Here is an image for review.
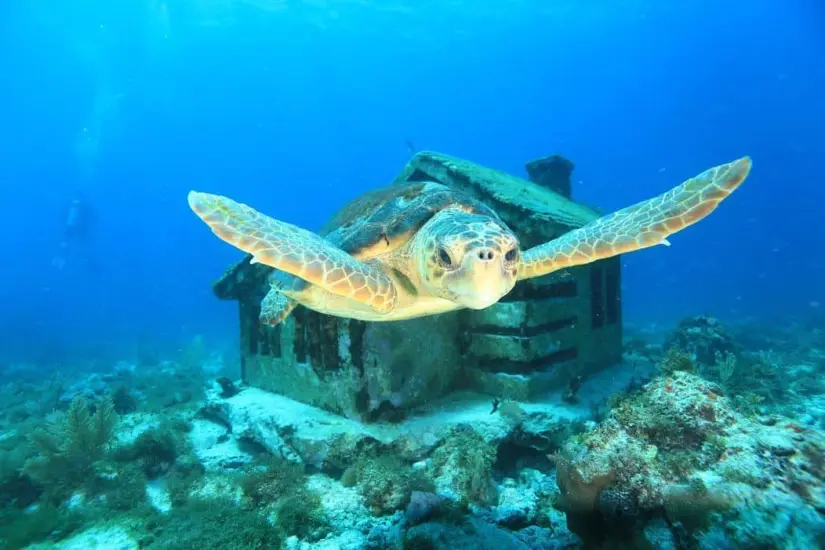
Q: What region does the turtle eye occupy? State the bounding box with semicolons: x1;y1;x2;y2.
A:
437;247;453;268
505;248;519;263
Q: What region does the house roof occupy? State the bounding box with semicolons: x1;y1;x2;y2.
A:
394;151;599;232
213;150;600;301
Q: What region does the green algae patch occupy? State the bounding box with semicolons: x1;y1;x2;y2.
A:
141;497;283;550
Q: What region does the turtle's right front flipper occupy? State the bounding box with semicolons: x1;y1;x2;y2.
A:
260;271;310;325
260;288;297;326
188;191;398;314
518;156;752;280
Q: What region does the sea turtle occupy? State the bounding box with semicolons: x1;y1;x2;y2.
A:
188;156;751;326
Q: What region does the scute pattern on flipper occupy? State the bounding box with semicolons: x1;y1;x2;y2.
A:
518;156;752;280
260;287;297;325
260;271;309;325
188;191;398;313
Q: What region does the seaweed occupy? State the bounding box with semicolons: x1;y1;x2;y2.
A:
0;432;40;509
658;347;696;375
111;385;138;414
238;454;305;507
143;497;283;550
403;534;438;550
0;504;87;549
165;465;205;508
234;454;328;538
341;448;434;516
431;427;496;505
101;464;149;512
114;419;193;479
275;489;328;539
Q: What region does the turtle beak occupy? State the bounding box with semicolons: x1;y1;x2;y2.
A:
452;247;514;309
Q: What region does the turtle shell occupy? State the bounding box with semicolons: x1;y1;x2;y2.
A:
321;181;501;260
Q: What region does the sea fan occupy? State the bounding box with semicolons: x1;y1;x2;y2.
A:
23;396;118;501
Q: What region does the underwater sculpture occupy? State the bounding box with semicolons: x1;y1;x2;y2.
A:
188;156;751;326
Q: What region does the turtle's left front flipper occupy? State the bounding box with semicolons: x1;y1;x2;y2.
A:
518;156;752;280
188;191;398;314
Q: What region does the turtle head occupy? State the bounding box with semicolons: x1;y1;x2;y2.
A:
413;209;520;309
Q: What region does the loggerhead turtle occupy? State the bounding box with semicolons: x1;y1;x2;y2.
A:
188;156;751;326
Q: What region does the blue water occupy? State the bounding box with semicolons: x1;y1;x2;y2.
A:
1;0;823;364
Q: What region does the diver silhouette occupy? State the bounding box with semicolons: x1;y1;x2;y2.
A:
52;191;99;272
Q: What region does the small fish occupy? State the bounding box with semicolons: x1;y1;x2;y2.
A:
490;398;501;414
405;139;417;155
